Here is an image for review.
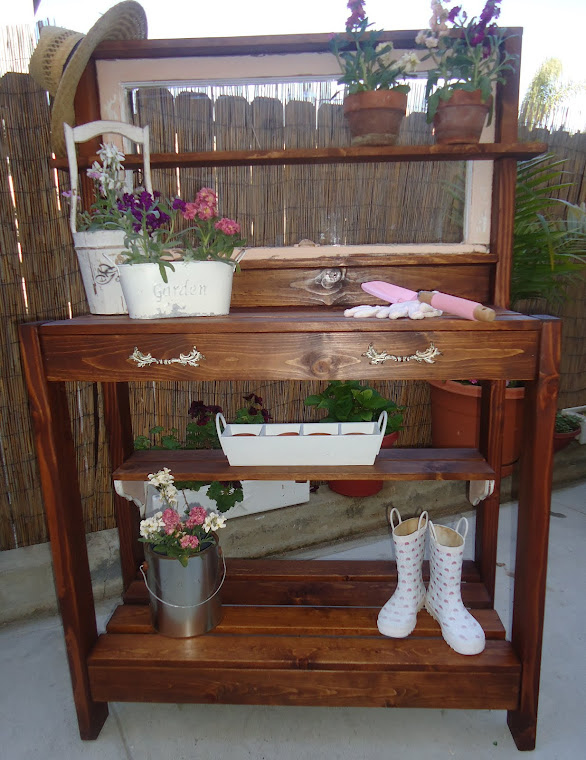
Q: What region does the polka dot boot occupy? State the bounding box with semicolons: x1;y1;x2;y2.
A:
377;509;428;638
425;517;486;656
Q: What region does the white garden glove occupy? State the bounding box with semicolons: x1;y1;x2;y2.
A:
344;300;442;320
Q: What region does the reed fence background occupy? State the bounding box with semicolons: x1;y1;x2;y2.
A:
1;58;585;550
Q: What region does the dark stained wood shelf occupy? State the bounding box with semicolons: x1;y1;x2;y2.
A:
121;559;492;609
113;447;496;482
52;142;547;171
92;560;517;710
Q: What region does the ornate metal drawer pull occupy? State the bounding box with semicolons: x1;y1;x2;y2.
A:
363;343;441;365
130;346;206;368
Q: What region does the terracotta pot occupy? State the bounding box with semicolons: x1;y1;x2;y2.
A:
428;380;524;470
432;89;491;145
553;428;580;453
328;431;399;497
343;90;407;146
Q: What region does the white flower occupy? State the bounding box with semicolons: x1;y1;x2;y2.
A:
425;36;439;49
204;512;227;532
377;51;397;69
139;511;164;539
98;142;125;167
415;30;428;46
398;51;419;74
162;484;178;506
148;467;174;488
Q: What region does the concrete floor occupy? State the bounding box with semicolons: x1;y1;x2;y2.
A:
1;481;584;759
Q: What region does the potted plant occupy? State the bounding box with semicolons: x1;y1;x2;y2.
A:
553;412;581;453
304;380;404;496
330;1;418;145
428;379;525;473
116;186;245;319
139;467;226;637
429;155;586;470
135;393;310;516
417;0;517;143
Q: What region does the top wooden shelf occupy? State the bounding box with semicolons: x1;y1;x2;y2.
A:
52;142;547;171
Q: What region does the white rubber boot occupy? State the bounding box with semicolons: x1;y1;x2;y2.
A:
426;517;486;655
377;509;428;638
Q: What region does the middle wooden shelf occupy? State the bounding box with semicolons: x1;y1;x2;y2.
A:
113;448;496;482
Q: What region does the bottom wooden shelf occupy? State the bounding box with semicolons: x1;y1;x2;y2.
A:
89;560;520;710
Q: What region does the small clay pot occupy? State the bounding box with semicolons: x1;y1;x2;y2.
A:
433;89;492;145
343;90;408;146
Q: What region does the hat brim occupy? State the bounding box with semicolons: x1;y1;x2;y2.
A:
50;1;147;157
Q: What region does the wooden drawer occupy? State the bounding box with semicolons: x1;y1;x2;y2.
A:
40;327;539;382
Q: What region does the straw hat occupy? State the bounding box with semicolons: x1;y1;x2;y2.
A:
29;1;148;157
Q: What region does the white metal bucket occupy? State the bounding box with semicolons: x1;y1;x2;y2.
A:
73;230;128;314
118;261;236;319
142;542;225;638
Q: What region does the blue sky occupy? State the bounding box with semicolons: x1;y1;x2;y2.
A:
6;0;586;104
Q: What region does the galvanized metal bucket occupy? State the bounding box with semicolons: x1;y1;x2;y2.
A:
142;541;225;638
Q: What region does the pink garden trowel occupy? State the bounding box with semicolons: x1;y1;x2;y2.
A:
361;281;496;322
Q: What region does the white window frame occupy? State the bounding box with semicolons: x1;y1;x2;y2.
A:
96;51;494;259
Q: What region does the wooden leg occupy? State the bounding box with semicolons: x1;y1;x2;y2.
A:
507;317;561;751
19;323;108;739
475;379;506;603
102;382;143;589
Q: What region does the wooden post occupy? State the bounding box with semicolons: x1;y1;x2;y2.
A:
475;378;506;602
18;323;108;739
102;382;143;589
492;30;523;308
507;316;560;750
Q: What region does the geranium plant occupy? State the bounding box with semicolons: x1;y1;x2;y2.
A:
416;0;517;122
304;380;404;434
330;0;418;94
139;468;226;566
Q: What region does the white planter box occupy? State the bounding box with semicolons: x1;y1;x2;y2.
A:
215;411;387;466
118;260;235;319
560;407;586;444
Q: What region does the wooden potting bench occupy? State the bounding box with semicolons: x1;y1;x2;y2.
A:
20;30;556;751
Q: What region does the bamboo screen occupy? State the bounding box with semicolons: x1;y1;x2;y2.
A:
0;60;585;549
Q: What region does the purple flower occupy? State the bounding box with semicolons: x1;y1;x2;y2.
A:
448;6;461;23
345;0;366;30
172;197;187;212
480;0;501;25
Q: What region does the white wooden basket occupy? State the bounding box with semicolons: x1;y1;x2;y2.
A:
215;411;387;466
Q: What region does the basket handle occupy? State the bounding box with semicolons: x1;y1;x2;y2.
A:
215;412;227;440
140;547;226;610
64;120;153;235
377;410;388;435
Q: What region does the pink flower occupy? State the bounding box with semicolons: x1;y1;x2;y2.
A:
185;506;207;528
195;187;218;213
180;535;200;549
162;508;181;534
214;217;240;235
196;204;215;221
181;202;198;220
